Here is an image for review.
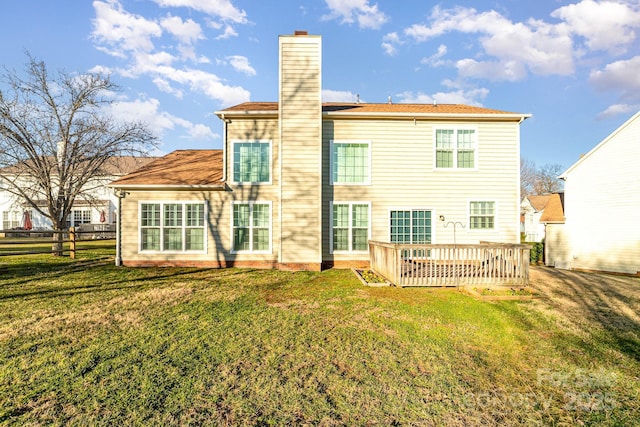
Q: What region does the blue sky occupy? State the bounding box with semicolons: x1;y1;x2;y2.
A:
2;0;639;169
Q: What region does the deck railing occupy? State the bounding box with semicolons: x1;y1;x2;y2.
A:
369;241;531;287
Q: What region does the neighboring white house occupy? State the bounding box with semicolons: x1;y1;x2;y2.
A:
544;111;640;275
520;194;552;242
0;156;155;232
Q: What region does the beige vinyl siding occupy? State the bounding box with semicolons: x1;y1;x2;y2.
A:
223;117;280;261
561;113;640;274
278;35;322;265
322;118;522;261
544;224;572;269
119;189;280;264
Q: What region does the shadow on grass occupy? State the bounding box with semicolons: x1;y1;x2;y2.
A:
529;267;640;362
0;256;222;301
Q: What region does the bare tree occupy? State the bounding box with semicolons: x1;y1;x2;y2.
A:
520;157;537;198
0;55;157;254
533;163;564;194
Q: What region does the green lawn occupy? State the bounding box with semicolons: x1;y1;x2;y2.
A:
0;251;638;426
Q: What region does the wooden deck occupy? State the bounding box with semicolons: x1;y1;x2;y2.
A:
369;241;530;287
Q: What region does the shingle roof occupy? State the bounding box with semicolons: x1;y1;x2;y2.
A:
539;193;565;223
218;102;526;117
1;155;157;176
99;156;158;175
110;150;224;188
527;194;552;212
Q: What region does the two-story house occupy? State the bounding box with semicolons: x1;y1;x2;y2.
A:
0;156;155;232
520;194;552;242
110;32;530;270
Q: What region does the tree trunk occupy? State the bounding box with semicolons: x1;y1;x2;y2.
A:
51;221;66;256
51;229;63;256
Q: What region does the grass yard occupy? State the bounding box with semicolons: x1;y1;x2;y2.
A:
0;250;638;426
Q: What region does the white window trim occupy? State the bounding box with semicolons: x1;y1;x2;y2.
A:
467;200;498;231
433;127;478;171
329;201;371;254
138;201;208;253
330;139;372;186
67;207;92;228
388;207;436;243
2;210;24;229
231;139;273;185
230;201;273;254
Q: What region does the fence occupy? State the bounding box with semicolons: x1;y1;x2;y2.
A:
369;240;531;287
0;226;115;258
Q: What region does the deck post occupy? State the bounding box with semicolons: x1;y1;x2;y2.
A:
69;227;76;260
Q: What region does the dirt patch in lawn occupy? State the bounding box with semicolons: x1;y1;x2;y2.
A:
528;267;640;355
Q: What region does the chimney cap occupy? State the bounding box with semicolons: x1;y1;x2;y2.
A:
294;30;308;36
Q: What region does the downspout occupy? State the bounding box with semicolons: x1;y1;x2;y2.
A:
221;114;228;182
114;188;127;266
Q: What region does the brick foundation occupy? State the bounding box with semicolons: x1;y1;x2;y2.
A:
122;259;368;271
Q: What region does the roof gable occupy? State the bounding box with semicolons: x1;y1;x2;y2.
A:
561;110;640;179
539;193;565;223
527;194;552;212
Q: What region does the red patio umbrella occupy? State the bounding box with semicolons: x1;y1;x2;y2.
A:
22;211;33;230
100;210;106;223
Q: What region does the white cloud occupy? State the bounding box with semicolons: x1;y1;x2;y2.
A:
420;44;448;67
552;0;640;54
323;0;388;29
215;24;238;39
596;103;640;119
160;15;203;45
107;97;218;141
398;1;640;84
226;55;256;76
187;123;217;140
152;66;250;106
322;89;362;102
91;0;251;107
590;55;640;99
151;0;247;24
456;58;527;82
92;0;162;56
396;86;489;106
382;32;402;56
152;77;183;97
404;6;575;80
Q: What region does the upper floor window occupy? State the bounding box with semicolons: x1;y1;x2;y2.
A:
140;202;206;252
435;129;476;169
469;201;495;229
233;140;271;184
331;140;371;185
